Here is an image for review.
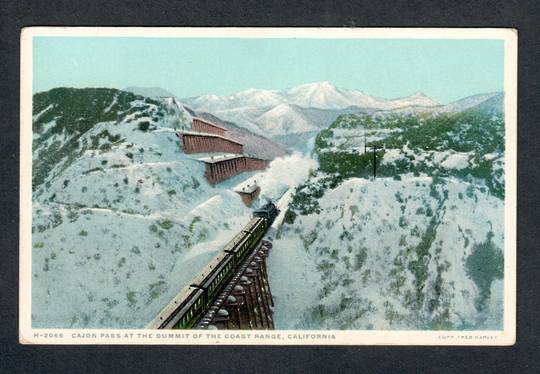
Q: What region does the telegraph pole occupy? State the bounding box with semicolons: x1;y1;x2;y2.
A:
372;145;380;179
364;129;367;155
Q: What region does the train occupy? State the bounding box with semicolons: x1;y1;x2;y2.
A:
147;201;280;329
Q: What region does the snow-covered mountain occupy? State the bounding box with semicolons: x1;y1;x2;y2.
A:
205;103;374;139
437;92;503;114
386;91;441;109
187;88;284;113
183;82;503;142
30;87;287;328
283;82;441;110
184;81;441;113
377;92;503;117
139;83;501;147
283;81;359;109
253;103;318;136
268;107;505;330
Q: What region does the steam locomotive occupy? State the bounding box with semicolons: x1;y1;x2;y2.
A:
147;201;279;329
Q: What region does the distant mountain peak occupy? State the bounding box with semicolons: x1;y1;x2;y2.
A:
287;80;337;92
284;81;351;109
264;102;299;113
390;91;440;107
200;93;221;100
310;80;335;88
237;87;271;94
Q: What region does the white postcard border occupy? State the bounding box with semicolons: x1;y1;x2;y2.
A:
19;27;517;345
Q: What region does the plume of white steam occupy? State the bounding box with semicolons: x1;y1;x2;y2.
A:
255;153;318;201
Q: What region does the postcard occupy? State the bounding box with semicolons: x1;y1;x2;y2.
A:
20;27;517;345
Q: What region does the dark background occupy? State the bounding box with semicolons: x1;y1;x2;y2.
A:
1;1;538;372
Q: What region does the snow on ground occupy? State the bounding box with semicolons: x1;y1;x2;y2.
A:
33;104;55;122
253;104;318;136
33;157;274;328
268;175;504;330
326;128;400;153
441;153;469;170
382;149;406;164
103;93;118;113
32;191;251;328
267;235;320;329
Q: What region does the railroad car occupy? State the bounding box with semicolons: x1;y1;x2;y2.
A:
193;251;235;303
147;286;204;329
225;217;266;262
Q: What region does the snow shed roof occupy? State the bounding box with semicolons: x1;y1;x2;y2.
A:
192;117;227;131
197;153;244;163
177;130;243;145
235;183;259;194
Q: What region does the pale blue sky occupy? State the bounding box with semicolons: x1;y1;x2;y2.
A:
33;37;504;104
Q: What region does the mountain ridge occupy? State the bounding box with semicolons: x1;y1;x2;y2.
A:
180;82;501;142
183;81;443;112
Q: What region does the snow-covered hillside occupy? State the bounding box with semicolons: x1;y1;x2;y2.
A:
31;87;286;328
269;176;503;330
268;106;505;330
254;104;318;136
437;92;503;114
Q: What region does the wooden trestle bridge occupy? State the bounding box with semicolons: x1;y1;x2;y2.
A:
195;239;275;330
